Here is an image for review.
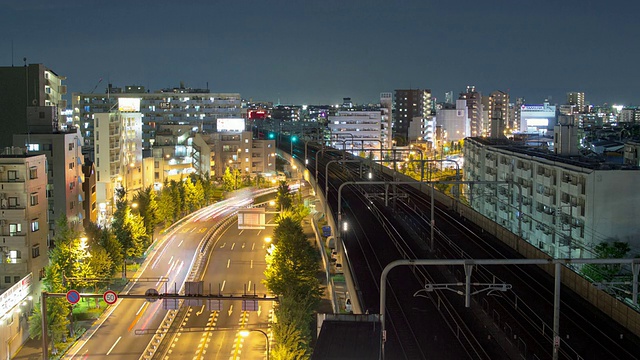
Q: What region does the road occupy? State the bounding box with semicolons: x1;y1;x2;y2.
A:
161;214;276;360
63;195;255;359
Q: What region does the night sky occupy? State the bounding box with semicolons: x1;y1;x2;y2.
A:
2;0;639;106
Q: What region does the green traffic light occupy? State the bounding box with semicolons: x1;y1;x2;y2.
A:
268;133;275;139
291;136;297;142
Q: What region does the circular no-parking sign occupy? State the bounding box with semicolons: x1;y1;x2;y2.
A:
66;290;80;305
103;290;118;305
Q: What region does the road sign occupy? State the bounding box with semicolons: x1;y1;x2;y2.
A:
66;290;80;305
103;290;118;305
207;299;222;311
145;288;159;303
242;299;258;311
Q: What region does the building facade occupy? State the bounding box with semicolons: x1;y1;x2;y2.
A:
0;150;48;290
519;102;557;134
0;64;67;147
435;100;470;142
488;90;510;138
464;137;640;259
380;93;393;149
93;111;143;224
459;86;483;137
72;85;241;160
393;89;432;144
328;111;383;149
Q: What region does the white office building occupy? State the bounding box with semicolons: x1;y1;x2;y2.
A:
328;111;383;149
519;103;557;134
436;100;470;142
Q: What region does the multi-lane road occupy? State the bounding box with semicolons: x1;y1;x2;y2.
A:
63;194;258;359
160;213;276;360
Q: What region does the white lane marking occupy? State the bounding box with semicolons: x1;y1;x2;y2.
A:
196;304;205;316
168;256;174;264
221;280;226;292
242;242;245;249
177;240;183;247
231;243;235;250
239;230;244;235
220;242;226;248
251;243;255;251
106;336;121;355
248;280;252;290
228;304;233;316
135;303;146;316
227;259;231;268
250;260;253;269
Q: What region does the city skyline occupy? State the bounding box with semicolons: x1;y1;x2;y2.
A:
1;0;639;106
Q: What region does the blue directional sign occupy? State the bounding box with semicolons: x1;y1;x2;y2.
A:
66;290;80;305
322;226;332;237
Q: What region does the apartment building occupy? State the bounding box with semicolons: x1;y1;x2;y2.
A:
459;86;482;137
13;107;85;236
464;137;640;258
72;84;241;160
0;150;48;289
436;100;470;142
0;64;67;147
93;111;143;223
394;89;432;144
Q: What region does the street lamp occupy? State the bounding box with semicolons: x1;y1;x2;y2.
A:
239;329;270;360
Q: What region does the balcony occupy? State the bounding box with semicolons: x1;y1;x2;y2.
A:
0;234;26;247
0;208;26;219
0;182;26;191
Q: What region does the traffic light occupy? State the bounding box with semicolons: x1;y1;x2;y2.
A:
291;135;297;142
268;132;275;139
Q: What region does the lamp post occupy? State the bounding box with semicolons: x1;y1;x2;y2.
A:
239;329;270;360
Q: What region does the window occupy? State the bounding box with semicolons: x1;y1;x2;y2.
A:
8;170;17;181
29;166;37;179
31;219;39;232
8;250;20;263
32;245;40;258
69;162;75;170
69;181;75;190
155;172;159;179
3;276;9;284
70;201;74;209
13;276;20;283
27;143;40;151
9;223;21;235
30;193;38;206
8;197;18;208
69;142;74;151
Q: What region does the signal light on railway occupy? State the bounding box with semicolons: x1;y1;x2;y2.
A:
268;133;275;139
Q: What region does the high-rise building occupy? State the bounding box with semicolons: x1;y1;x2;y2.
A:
567;92;585;112
393;89;432;145
72;84;241;160
0;64;67;147
488;90;510;138
459;86;483;137
93;110;143;224
380;93;393;149
13;107;85;235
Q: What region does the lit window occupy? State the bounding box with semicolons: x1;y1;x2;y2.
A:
27;144;40;151
30;193;38;206
31;220;39;232
29;167;37;179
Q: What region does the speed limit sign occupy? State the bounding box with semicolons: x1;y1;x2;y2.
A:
103;290;118;305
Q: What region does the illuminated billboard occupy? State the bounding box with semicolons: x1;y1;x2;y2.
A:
217;118;245;132
118;98;141;112
248;110;268;120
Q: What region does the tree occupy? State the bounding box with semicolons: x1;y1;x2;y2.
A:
276;181;293;211
222;167;235;192
113;202;149;263
29;262;71;355
134;186;160;240
157;182;176;225
582;240;631;282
